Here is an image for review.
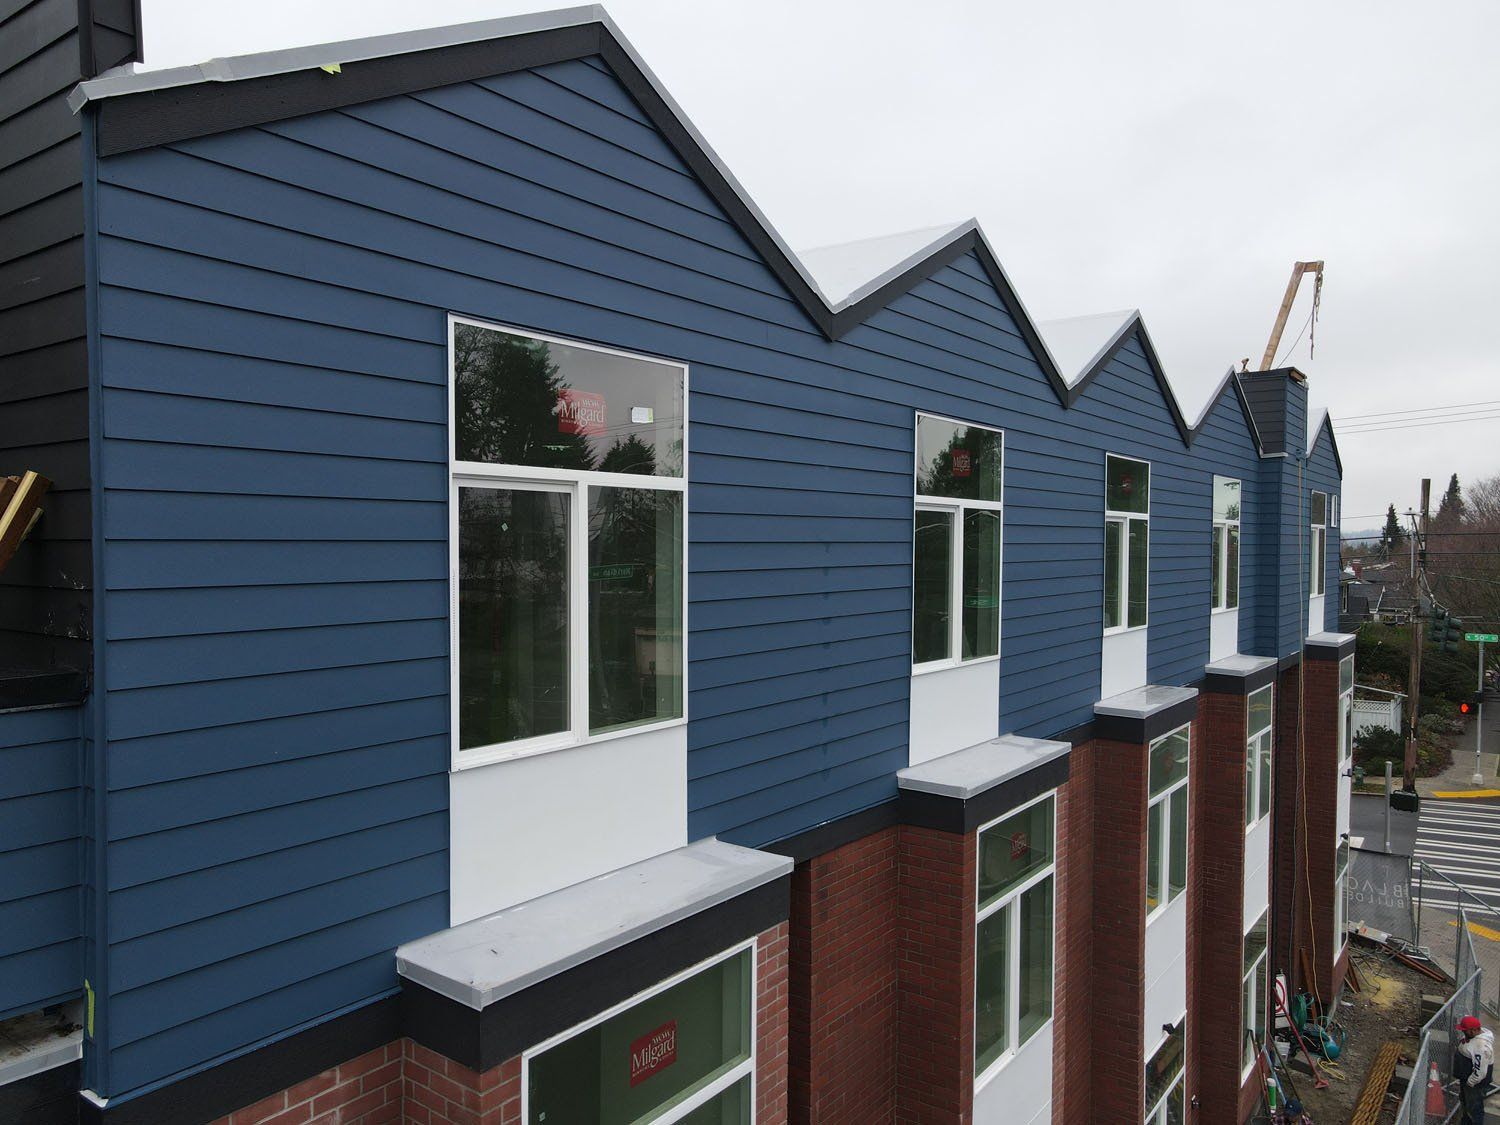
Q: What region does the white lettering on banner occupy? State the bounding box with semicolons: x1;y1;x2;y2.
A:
629;1020;678;1087
556;389;608;435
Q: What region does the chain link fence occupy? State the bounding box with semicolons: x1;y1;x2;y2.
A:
1414;860;1500;1019
1390;877;1483;1124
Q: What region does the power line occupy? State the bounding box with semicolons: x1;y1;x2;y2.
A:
1334;399;1500;423
1338;412;1500;436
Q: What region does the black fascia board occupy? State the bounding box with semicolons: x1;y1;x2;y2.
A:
1093;694;1199;745
1202;663;1279;697
898;753;1070;835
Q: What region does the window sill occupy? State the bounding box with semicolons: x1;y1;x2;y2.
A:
1103;624;1148;637
1245;815;1270;836
453;716;687;772
973;1017;1052;1093
912;653;1001;677
1145;893;1185;927
1211;606;1240;616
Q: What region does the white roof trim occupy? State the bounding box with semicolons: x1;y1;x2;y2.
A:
1307;406;1331;456
1036;309;1138;387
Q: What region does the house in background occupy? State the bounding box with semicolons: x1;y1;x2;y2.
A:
0;5;1350;1124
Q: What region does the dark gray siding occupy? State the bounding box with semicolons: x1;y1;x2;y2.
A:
0;0;138;671
1307;419;1342;632
0;702;83;1019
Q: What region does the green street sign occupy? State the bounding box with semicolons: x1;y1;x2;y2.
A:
1466;632;1499;643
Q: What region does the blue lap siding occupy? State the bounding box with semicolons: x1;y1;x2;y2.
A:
0;703;83;1020
1307;419;1343;633
82;50;1296;1098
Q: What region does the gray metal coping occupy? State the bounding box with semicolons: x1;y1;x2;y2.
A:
896;733;1070;801
1306;631;1357;649
1203;653;1278;678
395;838;791;1010
1093;683;1199;719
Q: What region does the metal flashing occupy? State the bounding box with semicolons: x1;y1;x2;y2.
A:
897;733;1071;802
395;839;790;1011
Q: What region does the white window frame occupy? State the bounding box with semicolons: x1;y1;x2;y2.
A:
1146;724;1189;922
1338;655;1354;766
1241;910;1269;1081
912;412;1004;674
448;315;689;771
1104;453;1150;635
1212;475;1241;612
973;789;1056;1089
1145;1016;1186;1125
1335;838;1350;958
1246;685;1274;830
1310;490;1328;597
520;939;756;1125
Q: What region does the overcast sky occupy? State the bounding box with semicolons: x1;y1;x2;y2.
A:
137;0;1500;531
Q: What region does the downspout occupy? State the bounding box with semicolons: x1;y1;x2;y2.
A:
81;106;113;1101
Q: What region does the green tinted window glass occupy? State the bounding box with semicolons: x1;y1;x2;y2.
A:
978;798;1055;909
1018;877;1054;1045
1146;800;1163;912
1244;744;1255;828
1248;686;1273;735
676;1076;751;1125
913;510;953;663
962;509;1001;659
974;908;1010;1073
458;487;569;751
1340;655;1354;695
1145;1022;1185;1111
588;487;683;735
455;322;683;476
527;950;750;1125
1107;456;1149;514
1310;491;1327;526
1149;729;1190;796
1168;786;1187;901
1211;525;1223;607
1104;520;1123;629
1226;526;1240;609
1243;912;1268;976
1213;476;1241;522
916;416;1002;501
1258;732;1272;819
1127;518;1149;627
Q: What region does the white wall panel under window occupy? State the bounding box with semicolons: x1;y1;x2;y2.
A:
1101;627;1148;698
1243;815;1271;930
973;1020;1051;1123
1209;607;1239;662
449;724;687;923
1143;894;1188;1056
909;659;1000;767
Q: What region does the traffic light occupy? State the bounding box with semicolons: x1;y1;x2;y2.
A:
1431;607;1449;641
1460;692;1482;716
1443;617;1465;654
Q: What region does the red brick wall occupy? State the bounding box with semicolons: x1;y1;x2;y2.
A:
1270;664;1302;1000
895;823;975;1124
1053;740;1096;1125
211;924;789;1125
1088;736;1149;1125
1301;657;1342;1003
208;1043;405;1125
788;827;899;1122
1192;692;1251;1124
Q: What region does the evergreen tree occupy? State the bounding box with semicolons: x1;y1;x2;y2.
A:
1380;504;1406;556
1435;473;1466;528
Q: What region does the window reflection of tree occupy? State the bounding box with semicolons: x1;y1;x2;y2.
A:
454;325;595;469
919;427;1000;499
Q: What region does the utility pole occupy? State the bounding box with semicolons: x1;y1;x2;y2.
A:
1404;480;1430;790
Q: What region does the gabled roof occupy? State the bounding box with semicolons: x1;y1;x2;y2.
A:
1305;407;1344;475
68;5;1270;460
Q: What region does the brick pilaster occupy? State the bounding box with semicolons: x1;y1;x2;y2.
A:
1270;664;1302;1001
788;828;899;1123
1191;691;1251;1124
1301;656;1343;1003
1089;737;1149;1125
1053;739;1096;1125
896;824;975;1124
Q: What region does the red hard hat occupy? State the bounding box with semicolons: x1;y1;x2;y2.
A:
1460;1016;1483;1033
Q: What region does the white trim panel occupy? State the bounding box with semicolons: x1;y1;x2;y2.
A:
909;658;1000;768
450;723;687;924
1143;893;1188;1056
1243;815;1271;931
1101;627;1148;699
1209;608;1239;662
973;1019;1051;1124
1308;593;1327;637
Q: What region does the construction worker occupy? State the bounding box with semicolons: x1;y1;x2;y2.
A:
1457;1014;1494;1124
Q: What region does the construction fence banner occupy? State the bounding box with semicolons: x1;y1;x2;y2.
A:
1348;846;1415;945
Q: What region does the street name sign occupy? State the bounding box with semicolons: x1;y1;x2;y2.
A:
1465;633;1499;643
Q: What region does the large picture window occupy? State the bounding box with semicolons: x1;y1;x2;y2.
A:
1245;685;1273;828
1212;476;1241;611
1242;912;1268;1076
913;414;1003;668
1147;726;1189;916
974;793;1055;1082
1310;491;1328;597
451;319;686;766
1335;838;1350;955
1105;455;1149;631
525;945;753;1125
1146;1017;1185;1125
1339;655;1354;765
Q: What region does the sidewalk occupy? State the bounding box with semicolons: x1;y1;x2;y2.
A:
1416;704;1500;798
